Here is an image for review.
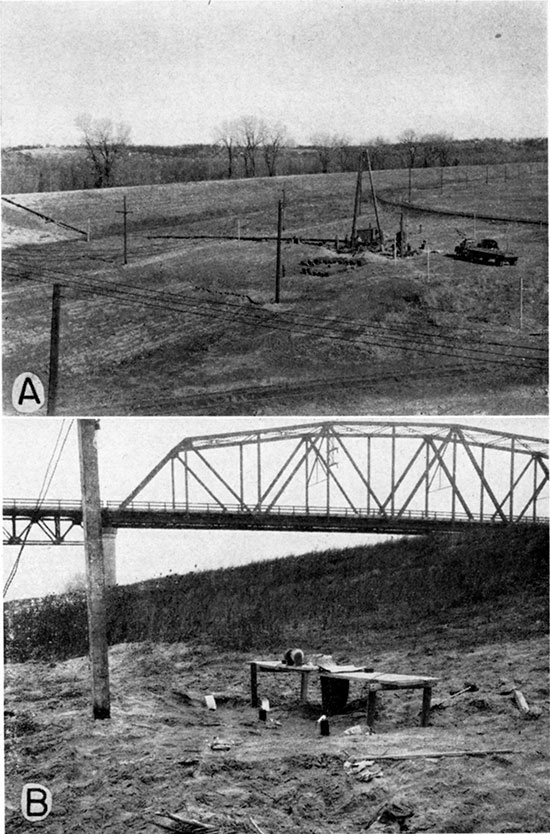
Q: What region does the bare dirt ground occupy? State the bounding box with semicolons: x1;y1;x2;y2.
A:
2;165;547;415
5;626;549;833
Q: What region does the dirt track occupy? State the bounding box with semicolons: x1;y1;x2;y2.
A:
5;632;549;833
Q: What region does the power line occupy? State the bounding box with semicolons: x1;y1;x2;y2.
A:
4;262;546;370
4;420;74;597
6;271;545;373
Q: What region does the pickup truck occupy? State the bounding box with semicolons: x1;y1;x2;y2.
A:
454;238;518;266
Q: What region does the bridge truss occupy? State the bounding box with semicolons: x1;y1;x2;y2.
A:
3;421;548;546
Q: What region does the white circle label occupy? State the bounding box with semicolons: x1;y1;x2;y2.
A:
11;373;45;413
21;783;52;821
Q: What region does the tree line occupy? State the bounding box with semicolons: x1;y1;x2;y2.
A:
2;112;546;194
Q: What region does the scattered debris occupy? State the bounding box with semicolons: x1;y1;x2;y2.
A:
344;759;384;782
152;811;219;833
380;801;415;831
432;683;478;709
343;724;374;736
249;818;268;834
210;738;232;751
513;689;541;720
317;714;330;736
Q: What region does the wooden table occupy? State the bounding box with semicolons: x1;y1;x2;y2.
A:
319;671;439;726
249;661;318;707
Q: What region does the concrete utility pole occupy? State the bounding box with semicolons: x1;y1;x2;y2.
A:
78;419;110;720
46;283;61;416
275;199;283;303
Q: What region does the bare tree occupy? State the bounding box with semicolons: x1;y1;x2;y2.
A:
310;133;336;173
262;122;289;176
421;132;454;167
367;136;389;170
76;114;131;188
334;134;354;172
235;115;266;177
399;129;419;169
214;119;238;179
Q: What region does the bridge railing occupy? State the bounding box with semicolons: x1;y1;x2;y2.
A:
4;498;548;525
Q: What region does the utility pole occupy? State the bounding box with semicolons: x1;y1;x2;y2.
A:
519;276;524;331
47;283;61;416
350;150;363;243
275;199;283;303
366;149;384;245
78;419;110;720
408;165;412;203
116;196;132;264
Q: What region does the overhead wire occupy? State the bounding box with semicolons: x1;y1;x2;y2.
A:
4;260;545;370
3;419;75;597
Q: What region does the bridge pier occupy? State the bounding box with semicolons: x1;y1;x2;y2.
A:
102;527;117;586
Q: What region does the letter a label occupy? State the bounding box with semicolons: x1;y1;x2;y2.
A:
12;373;45;413
21;783;52;821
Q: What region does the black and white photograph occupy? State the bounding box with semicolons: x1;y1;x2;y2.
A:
1;0;547;416
2;1;549;833
3;415;550;831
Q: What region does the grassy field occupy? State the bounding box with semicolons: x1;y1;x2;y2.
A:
2;163;547;415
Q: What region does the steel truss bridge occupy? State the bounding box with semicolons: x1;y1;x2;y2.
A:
3;421;548;547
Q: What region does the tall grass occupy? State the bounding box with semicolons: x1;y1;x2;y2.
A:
4;524;547;662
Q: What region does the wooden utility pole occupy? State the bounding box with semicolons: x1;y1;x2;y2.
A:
275;199;283;303
365;149;384;245
78;419;111;720
350;150;363;243
47;283;61;416
519;275;524;330
408;165;412;203
116;197;132;264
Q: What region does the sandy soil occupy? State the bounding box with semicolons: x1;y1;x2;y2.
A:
4;634;549;833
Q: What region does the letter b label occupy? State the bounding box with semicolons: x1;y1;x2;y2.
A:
21;783;52;821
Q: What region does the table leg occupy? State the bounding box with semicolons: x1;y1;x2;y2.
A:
250;663;258;707
367;687;377;727
300;671;310;704
421;686;432;726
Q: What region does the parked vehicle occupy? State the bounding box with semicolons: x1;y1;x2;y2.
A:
454;238;518;266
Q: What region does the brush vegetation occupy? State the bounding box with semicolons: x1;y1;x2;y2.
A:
4;524;548;663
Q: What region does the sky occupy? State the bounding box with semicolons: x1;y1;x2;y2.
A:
3;415;548;600
1;0;547;148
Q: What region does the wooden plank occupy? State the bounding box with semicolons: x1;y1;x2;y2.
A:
320;671;438;687
368;748;524;761
513;689;531;716
251;661;317;673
